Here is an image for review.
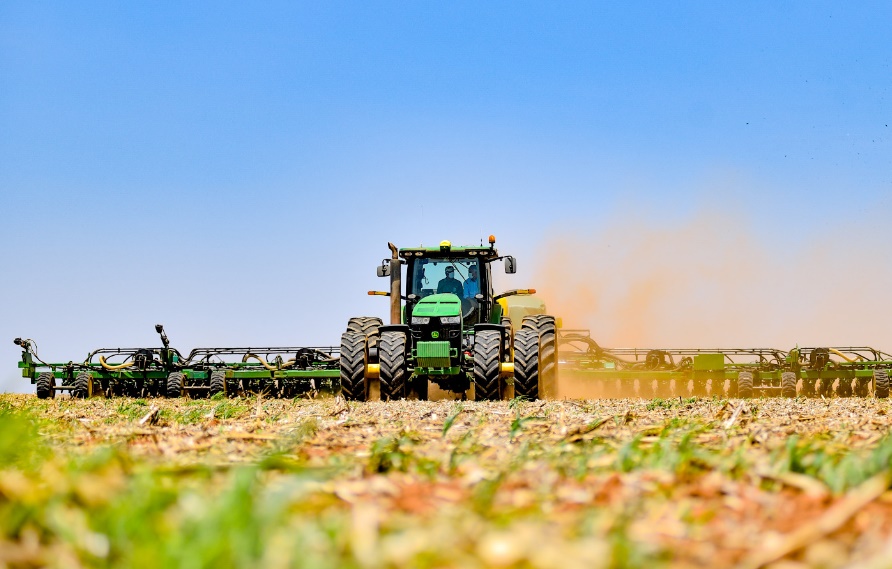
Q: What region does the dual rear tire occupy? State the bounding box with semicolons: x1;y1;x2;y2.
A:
473;330;503;401
340;317;383;401
379;331;408;401
513;315;558;400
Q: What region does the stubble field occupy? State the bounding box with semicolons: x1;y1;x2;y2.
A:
1;393;892;569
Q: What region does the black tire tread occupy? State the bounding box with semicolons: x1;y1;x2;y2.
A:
737;371;754;398
73;371;92;399
210;370;226;397
781;372;797;398
522;315;557;398
513;329;540;399
379;332;408;401
166;372;184;398
36;372;54;400
474;330;501;401
347;317;382;349
875;369;889;399
339;332;367;401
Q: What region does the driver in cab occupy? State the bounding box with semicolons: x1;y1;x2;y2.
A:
437;266;463;297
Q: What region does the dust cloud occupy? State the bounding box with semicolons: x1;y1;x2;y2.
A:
531;207;892;352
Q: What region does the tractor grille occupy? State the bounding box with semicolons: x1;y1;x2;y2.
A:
415;341;453;368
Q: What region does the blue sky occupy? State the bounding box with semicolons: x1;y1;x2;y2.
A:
2;2;891;391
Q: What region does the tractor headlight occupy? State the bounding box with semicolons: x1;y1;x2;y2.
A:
411;316;430;325
440;316;460;324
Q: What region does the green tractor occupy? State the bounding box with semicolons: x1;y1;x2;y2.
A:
339;237;557;401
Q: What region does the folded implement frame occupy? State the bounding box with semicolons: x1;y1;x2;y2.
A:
558;330;891;399
15;325;340;399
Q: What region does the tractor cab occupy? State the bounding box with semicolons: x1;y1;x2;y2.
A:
402;242;501;327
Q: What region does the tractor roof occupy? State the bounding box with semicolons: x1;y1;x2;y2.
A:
399;240;499;260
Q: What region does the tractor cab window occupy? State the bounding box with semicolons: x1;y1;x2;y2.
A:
411;258;482;300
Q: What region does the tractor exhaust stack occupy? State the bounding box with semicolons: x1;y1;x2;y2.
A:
388;242;402;325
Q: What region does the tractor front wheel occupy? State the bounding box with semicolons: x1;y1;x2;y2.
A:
474;330;502;401
379;331;408;401
340;332;367;401
513;329;540;400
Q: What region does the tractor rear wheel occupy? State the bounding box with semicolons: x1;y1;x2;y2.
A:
522;315;557;399
340;332;367;401
73;371;93;399
875;369;889;399
348;317;383;336
379;331;408;401
781;372;797;398
513;329;540;400
474;330;502;401
737;371;754;398
36;372;55;399
166;372;184;398
348;317;382;353
210;370;226;397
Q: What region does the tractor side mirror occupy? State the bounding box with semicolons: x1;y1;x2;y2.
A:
504;256;516;274
377;261;391;277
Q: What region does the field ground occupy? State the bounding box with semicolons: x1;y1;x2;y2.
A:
1;394;892;568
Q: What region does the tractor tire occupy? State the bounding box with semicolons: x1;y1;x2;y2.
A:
875;369;889;399
166;372;184;398
73;371;93;399
339;332;367;401
522;315;557;399
36;372;55;399
737;371;754;399
474;330;502;401
347;317;383;336
781;372;797;398
379;331;408;401
210;370;226;397
513;329;540;400
348;317;382;352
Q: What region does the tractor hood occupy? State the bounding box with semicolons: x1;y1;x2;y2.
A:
412;294;462;318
